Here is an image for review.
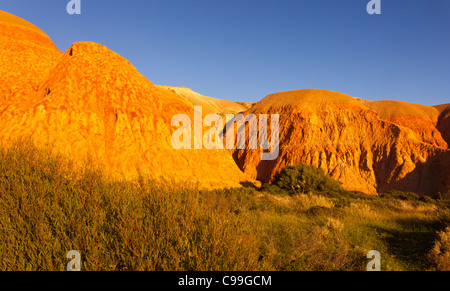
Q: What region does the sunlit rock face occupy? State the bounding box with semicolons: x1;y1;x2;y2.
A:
232;89;449;196
0;11;249;189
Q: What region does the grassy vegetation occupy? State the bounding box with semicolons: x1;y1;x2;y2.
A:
1;141;449;271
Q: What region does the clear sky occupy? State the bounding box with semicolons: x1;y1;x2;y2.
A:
2;0;449;106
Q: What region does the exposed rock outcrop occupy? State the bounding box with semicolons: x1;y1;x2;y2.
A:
363;100;447;148
232;89;449;196
0;11;248;188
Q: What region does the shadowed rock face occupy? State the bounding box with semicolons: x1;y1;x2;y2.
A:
435;103;450;146
232;89;449;196
0;11;248;188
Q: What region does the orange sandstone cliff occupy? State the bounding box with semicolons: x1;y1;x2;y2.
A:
363;100;447;148
232;89;449;196
0;11;248;188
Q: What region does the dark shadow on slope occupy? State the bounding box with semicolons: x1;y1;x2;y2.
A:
372;218;440;270
436;107;450;146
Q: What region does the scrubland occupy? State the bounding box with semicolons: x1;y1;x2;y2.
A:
1;141;449;271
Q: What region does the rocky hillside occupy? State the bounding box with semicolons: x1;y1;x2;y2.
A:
232;89;449;196
363;100;447;148
0;11;248;188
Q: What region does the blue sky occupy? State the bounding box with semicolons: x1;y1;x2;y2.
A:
2;0;449;105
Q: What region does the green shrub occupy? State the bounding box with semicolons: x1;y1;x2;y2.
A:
266;163;345;196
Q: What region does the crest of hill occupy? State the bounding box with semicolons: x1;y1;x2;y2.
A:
0;10;48;35
434;103;450;114
0;10;58;51
0;10;61;105
364;100;440;121
157;85;247;115
250;89;364;111
363;100;447;148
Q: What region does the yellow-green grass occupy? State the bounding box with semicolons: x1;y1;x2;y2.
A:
0;141;449;271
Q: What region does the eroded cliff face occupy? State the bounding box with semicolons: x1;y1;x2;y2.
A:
0;11;248;188
363;100;448;149
232;89;449;195
435;103;450;146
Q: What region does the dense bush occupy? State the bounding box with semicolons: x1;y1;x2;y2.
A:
264;163;345;196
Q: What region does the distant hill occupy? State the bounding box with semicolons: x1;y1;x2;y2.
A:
156;85;247;116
